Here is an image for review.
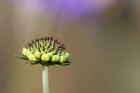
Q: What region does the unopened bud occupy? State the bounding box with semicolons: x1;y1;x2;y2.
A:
65;53;70;58
47;53;53;58
40;47;43;51
22;47;27;55
17;37;73;66
34;51;41;59
57;53;60;56
41;51;46;55
61;52;65;56
51;41;54;45
59;55;66;63
41;54;50;62
26;50;32;57
51;55;59;62
28;54;37;62
51;50;57;54
50;45;54;49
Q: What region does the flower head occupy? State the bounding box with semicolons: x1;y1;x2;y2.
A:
16;36;74;66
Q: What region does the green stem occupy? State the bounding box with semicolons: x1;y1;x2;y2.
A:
42;65;49;93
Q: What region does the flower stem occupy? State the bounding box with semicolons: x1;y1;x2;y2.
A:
42;65;49;93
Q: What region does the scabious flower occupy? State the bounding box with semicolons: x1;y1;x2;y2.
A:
16;36;73;66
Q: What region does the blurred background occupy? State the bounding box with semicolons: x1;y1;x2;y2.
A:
0;0;140;93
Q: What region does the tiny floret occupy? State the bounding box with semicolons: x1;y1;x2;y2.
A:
28;54;37;62
60;55;66;63
47;53;53;58
34;51;41;59
16;36;74;66
51;55;59;62
41;54;50;62
65;53;70;58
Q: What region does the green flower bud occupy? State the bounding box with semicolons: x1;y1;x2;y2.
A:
26;50;32;57
16;37;74;66
65;53;70;58
51;41;54;45
45;46;48;49
48;48;51;52
22;47;27;55
61;52;65;56
34;51;41;59
35;49;39;52
41;54;50;62
33;44;36;49
40;47;43;51
36;42;39;48
59;55;66;63
51;55;59;62
47;53;53;58
46;50;50;53
57;53;60;56
41;51;46;55
30;48;34;53
51;50;57;54
40;41;44;47
46;43;49;46
54;46;58;50
50;45;54;49
28;54;37;62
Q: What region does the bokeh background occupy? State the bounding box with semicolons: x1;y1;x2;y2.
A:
1;0;140;93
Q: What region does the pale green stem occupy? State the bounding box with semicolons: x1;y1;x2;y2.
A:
42;65;49;93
